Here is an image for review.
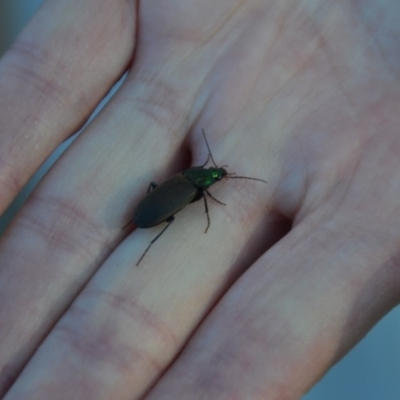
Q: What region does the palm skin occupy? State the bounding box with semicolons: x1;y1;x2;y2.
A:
0;0;399;399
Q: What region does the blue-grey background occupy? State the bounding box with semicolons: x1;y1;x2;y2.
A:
0;1;399;398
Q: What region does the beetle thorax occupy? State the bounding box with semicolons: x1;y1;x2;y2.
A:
183;167;227;188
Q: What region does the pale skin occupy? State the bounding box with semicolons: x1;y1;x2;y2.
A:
0;0;399;398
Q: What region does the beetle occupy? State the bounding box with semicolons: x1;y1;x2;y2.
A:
125;130;267;265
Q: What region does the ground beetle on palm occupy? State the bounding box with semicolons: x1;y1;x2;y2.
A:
125;130;267;265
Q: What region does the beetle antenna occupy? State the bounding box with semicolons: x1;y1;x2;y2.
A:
227;175;268;184
202;129;219;168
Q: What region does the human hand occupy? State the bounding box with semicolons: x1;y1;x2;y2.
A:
1;1;400;399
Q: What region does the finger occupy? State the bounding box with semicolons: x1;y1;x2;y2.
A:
143;207;400;399
0;28;201;394
0;0;135;212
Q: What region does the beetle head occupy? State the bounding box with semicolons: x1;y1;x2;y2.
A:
209;167;228;181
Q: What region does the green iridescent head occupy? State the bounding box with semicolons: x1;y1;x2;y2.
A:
209;167;227;181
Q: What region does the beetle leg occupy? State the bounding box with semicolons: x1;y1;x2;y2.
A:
147;182;158;193
205;189;226;206
136;216;175;266
202;190;226;234
202;193;210;233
